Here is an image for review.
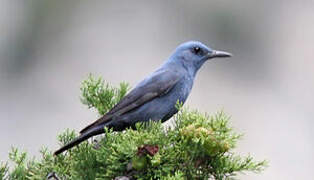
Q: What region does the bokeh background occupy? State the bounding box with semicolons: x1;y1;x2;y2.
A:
1;0;313;179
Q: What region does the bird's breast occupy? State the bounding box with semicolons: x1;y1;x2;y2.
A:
160;75;193;106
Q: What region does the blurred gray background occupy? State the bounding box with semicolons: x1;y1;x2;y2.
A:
1;0;313;179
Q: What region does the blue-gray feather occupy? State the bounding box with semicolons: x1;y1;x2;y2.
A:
54;41;231;155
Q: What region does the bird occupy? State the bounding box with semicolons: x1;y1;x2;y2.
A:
54;41;232;155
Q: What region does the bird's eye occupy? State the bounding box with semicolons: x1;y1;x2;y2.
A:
193;46;201;54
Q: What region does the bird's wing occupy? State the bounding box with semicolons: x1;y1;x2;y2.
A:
79;69;182;134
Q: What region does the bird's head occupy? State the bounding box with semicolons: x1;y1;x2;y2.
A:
171;41;232;75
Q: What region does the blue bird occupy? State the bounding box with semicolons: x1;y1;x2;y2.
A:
54;41;232;155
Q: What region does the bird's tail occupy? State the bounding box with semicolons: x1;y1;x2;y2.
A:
54;125;104;155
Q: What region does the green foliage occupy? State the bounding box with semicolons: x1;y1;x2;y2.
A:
0;74;267;180
80;74;129;115
0;163;8;180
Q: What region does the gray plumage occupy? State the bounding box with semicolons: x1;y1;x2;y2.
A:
54;41;232;155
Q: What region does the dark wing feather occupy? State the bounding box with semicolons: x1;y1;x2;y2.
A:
79;69;181;134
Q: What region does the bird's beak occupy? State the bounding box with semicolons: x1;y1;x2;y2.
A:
209;50;232;59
